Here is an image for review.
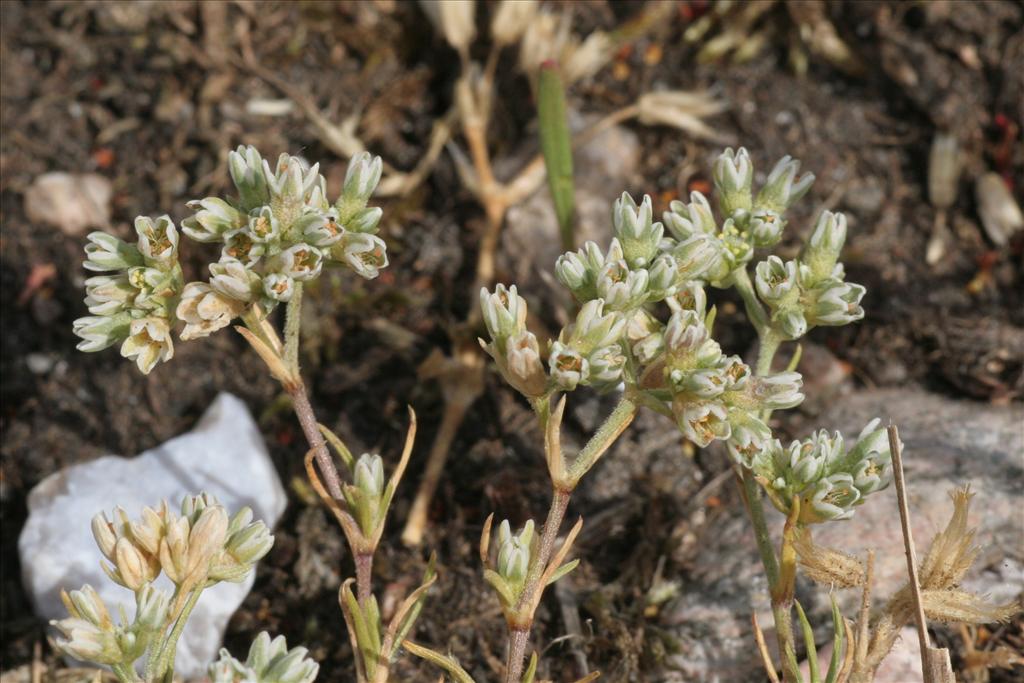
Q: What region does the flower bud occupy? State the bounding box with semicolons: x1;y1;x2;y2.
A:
346;206;383;234
120;317;174;375
726;409;772;466
183;197;246;243
774;308;808;340
134;215;179;267
568;299;625;351
749;372;804;410
712;147;753;216
181;492;220;520
353;453;385;499
226;519;274;566
664;310;708;357
112;537;150;591
755;155;814;212
91;512;119;560
587;344;626;386
229;145;271;210
66;585;112;628
51;617;122;665
663;192;717;241
84;275;136;315
647;253;678;299
549;342;588;390
671;234;726;282
128;503;167;556
505;330;547;397
210;258;262;302
296;211;343;248
160;516;190;583
134;584;170;630
596;258;649;311
177;282;246;340
263;154;322;204
341;152;383;205
632;330;664;364
749;208;785;247
480;284;527;345
84;232;143;272
667;280;707;317
613;193;663;267
804;210;847;284
555;249;590;296
496;519;533;584
491;0;537;46
807;279;865;326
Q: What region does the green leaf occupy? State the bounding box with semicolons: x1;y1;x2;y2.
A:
483;569;517;608
318;424;355;469
522;652;538;683
402;641;476;683
545;558;580;586
795;600;818;682
538;62;576;251
824;594;845;683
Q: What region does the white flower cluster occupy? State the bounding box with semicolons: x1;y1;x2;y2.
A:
752;419;892;523
73;147;388;374
52;493;273;674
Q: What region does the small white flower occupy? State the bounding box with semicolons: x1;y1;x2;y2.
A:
120;317;174;374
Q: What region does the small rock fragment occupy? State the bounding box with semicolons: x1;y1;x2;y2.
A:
19;393;286;677
24;172;112;236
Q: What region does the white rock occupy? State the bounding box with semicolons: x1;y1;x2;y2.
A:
23;172;112;236
19;393;286;678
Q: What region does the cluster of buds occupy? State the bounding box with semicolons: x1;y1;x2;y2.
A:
751;419;892;523
53;493;272;677
73;216;183;373
51;583;169;667
74;147;389;374
90;492;273;593
209;632;319;683
664;149;814;286
659;294;804;452
753;210;866;339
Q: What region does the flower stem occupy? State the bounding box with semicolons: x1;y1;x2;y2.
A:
731;266;770;337
505;487;571;683
150;587;202;681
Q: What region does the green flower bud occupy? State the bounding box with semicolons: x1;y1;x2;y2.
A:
803;210;847;284
774;307;808;340
84;232;143;272
566;299;625;351
341;152;383;205
210;632;319;683
134;584;170;630
806;279;865;326
663;192;717;241
353;453;385;499
66;585;112;629
613;193;663;267
747;372;804;410
755;155;814;213
480;283;527;345
647;253;678;299
596;258;649;311
84;275;136;315
73;314;130;352
712;147;753;216
587;344;626;386
225;518;274;566
262;154;323;204
802;473;861;523
183;197;245;243
209;258;262;302
346;206;383;234
749;208;786;247
51;616;123;665
228;145;271;210
672;234;727;282
496;519;533;584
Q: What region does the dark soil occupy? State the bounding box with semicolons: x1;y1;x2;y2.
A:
2;1;1021;682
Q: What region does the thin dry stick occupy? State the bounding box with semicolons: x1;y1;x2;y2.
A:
887;425;955;683
753;612;783;683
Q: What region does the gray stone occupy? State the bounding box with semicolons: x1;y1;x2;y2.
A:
19;393;286;678
659;388;1023;681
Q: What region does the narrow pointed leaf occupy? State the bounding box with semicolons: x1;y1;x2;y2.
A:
538;62;576;251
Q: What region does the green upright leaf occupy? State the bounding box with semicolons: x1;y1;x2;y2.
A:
795;600;819;682
538;61;576;251
824;594;846;683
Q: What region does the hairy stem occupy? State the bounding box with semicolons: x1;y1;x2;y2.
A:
151;587;202;681
505;487;571;683
731;266;770;337
287;381;344;501
355;552;374;608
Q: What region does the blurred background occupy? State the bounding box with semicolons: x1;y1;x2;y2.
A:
1;1;1021;681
